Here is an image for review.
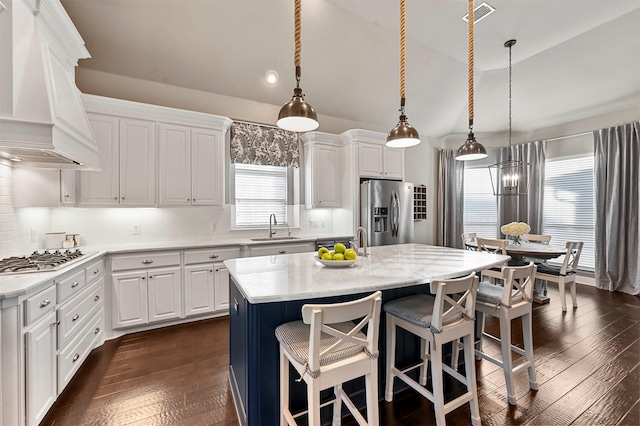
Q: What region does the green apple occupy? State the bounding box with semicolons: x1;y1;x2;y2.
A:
333;253;345;261
344;249;357;260
334;243;346;254
322;252;334;261
317;246;329;258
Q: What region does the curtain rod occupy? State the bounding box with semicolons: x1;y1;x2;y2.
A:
545;131;592;142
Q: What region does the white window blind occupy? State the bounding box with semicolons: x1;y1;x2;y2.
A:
463;167;498;238
543;156;595;271
234;163;288;227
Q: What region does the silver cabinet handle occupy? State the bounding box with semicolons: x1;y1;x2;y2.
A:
94;295;100;301
72;353;80;362
141;277;146;280
141;260;154;265
71;281;79;288
72;314;80;322
40;299;51;308
187;198;190;201
95;327;100;334
279;250;287;254
149;276;153;279
64;194;70;198
94;268;100;274
193;198;196;202
121;197;125;200
233;298;239;313
209;269;213;273
209;254;219;259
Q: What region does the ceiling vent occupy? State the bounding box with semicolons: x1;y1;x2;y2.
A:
462;2;495;24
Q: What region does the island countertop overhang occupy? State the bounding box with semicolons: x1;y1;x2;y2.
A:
224;243;511;304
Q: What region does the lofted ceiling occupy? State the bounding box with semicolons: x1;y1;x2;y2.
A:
60;0;640;140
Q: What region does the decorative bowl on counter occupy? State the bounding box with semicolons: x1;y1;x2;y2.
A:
315;257;357;268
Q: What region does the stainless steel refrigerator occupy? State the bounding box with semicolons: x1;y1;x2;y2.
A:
360;180;414;246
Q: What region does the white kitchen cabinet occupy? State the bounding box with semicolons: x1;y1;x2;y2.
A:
25;312;57;426
158;124;223;206
12;169;76;207
248;242;315;257
111;251;182;329
302;132;342;209
79;114;156;206
358;142;404;180
183;247;241;316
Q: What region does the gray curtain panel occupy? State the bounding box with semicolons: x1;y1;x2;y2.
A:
437;149;464;248
230;121;299;167
594;121;639;295
497;141;546;236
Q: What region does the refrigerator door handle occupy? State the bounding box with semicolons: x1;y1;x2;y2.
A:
391;191;400;237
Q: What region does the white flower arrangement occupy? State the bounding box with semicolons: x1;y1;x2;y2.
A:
501;222;531;245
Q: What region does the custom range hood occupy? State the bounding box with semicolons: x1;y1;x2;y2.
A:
0;0;100;170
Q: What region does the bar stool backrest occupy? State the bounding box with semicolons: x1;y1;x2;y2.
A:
500;263;537;306
302;291;382;374
429;273;479;333
477;237;509;255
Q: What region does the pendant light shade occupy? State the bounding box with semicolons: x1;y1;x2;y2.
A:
277;0;319;133
455;0;487;161
488;39;531;196
386;0;420;148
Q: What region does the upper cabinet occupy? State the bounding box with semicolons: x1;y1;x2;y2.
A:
301;132;343;208
79;95;232;207
12;169;77;207
158;124;223;206
342;129;405;180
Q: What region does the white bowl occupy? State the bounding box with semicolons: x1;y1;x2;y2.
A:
316;257;357;267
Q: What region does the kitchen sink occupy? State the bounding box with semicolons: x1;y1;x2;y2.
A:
250;237;301;241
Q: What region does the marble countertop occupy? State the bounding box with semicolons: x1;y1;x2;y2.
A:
0;234;351;300
224;243;511;304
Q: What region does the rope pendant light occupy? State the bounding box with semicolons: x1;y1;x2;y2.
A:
488;39;531;196
277;0;319;132
386;0;420;148
455;0;487;161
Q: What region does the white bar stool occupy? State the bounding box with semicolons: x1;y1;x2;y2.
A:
476;238;509;284
384;272;480;426
275;291;382;426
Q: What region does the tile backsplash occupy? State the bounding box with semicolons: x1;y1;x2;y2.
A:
0;163;346;256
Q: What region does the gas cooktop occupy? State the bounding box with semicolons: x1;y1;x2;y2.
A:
0;249;88;274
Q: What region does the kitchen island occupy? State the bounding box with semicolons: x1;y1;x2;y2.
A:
224;243;510;426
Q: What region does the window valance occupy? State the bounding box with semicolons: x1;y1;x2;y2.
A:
230;121;299;168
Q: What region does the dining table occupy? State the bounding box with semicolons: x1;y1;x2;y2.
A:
465;240;567;303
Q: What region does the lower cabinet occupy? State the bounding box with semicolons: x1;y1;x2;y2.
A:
248;242;315;257
25;312;57;426
112;266;182;329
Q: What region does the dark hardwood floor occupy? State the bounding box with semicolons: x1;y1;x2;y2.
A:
43;283;639;426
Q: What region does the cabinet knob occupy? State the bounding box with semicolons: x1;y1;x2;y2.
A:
94;327;100;335
71;281;79;288
209;254;219;259
142;260;154;265
94;295;100;301
64;194;70;198
39;299;51;308
193;199;196;201
141;276;146;280
72;353;80;362
94;268;100;274
121;197;125;200
279;250;287;254
209;269;213;273
149;276;153;279
114;197;118;200
187;198;190;201
72;314;80;322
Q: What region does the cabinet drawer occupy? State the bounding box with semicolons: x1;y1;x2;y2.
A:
57;278;104;349
57;269;86;304
58;310;104;394
111;251;181;271
85;258;105;282
184;247;241;265
249;243;315;257
24;285;56;326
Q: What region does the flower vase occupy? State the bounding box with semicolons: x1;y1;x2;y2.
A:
509;235;523;246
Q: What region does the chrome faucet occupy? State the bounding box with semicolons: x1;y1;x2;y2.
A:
269;214;277;238
351;226;368;257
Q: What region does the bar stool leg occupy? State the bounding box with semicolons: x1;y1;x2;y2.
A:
419;338;429;385
475;312;486;360
332;384;342;426
559;277;568;312
365;366;379;426
499;311;516;405
308;379;321;426
463;334;481;426
522;312;538;390
570;280;578;308
431;338;446;426
280;348;289;426
385;317;397;402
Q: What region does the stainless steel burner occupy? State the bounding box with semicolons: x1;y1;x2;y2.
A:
0;250;87;274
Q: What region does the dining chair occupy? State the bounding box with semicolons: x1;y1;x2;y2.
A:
461;232;477;250
384;272;480;426
523;234;551;244
275;291;382;426
535;241;584;312
476;237;509;283
457;262;539;405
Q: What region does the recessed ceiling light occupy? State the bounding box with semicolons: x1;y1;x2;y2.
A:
462;2;495;24
265;70;279;85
